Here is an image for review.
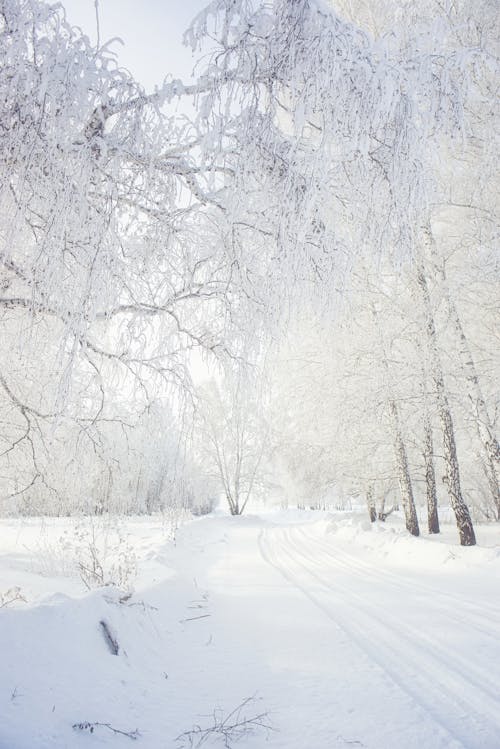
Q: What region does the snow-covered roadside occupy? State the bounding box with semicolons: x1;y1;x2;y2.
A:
1;511;499;749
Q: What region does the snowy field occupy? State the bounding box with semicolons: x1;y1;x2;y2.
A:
1;510;499;749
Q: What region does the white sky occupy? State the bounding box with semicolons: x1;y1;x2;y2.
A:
61;0;209;89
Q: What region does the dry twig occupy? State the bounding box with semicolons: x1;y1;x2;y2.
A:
175;695;274;748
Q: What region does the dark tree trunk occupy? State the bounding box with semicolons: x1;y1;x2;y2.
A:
417;261;475;546
426;227;499;518
424;417;440;534
440;399;476;545
450;306;500;516
370;302;419;538
390;400;419;537
366;484;376;522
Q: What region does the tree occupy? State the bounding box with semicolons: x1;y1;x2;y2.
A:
0;0;239;511
181;0;498;543
195;371;270;515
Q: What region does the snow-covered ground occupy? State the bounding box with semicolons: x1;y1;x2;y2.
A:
1;510;499;749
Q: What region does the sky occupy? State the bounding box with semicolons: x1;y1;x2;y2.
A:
61;0;209;89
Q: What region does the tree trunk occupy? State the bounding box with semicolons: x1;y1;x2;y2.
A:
366;484;376;522
370;301;419;537
423;416;440;534
390;400;420;536
417;262;476;545
226;491;240;515
377;492;386;521
445;287;499;517
425;226;499;518
377;491;395;521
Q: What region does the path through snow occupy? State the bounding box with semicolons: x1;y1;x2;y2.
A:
0;512;499;749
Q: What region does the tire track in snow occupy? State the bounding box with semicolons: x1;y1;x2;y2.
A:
259;528;468;749
259;526;500;749
299;524;500;620
296;525;500;642
285;526;500;705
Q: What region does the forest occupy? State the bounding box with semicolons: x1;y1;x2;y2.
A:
0;2;499;746
1;0;497;542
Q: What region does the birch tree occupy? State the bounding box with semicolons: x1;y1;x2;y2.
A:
182;0;498;543
195;371;270;515
0;0;239;510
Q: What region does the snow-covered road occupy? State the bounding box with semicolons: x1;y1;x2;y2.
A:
258;522;500;749
1;512;499;749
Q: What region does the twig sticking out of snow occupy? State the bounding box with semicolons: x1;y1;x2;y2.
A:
175;695;274;748
73;721;140;740
99;619;119;655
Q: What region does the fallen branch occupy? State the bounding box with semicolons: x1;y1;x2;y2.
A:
99;619;119;655
180;614;211;623
175;695;274;748
72;721;140;740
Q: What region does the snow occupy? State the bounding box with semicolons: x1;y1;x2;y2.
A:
1;510;499;749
